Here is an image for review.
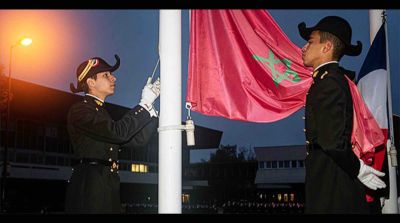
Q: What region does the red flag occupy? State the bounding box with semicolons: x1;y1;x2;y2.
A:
187;10;385;158
187;10;312;123
347;76;385;160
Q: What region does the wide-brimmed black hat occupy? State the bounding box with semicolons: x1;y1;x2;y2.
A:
298;16;362;56
70;55;120;93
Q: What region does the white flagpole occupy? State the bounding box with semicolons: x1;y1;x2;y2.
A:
158;10;182;213
369;9;399;214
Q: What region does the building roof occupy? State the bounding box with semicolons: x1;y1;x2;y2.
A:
254;145;306;161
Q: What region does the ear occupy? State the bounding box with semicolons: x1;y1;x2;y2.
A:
323;41;333;53
86;77;96;88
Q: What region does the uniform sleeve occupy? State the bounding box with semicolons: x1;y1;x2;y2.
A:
68;103;153;145
122;117;158;148
314;77;360;178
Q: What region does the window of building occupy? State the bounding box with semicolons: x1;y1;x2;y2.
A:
182;193;190;204
278;161;284;168
290;193;295;202
131;163;148;173
140;164;147;172
298;160;305;168
271;161;277;168
291;160;297;168
284;160;290;168
131;164;139;172
284;193;289;202
259;161;265;169
266;161;272;168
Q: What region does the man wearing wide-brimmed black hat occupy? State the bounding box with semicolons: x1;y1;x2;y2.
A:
298;16;386;214
65;55;160;213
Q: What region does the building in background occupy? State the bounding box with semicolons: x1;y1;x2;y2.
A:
254;145;306;204
1;77;397;213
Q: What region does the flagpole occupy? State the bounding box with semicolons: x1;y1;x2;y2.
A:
383;10;399;214
384;17;398;170
369;9;399;214
158;10;182;213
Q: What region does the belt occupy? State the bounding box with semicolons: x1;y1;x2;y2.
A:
73;158;119;172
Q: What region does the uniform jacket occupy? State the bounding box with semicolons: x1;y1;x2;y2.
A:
65;95;157;213
304;63;369;214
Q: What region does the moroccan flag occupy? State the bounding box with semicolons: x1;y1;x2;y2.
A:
356;24;388;201
187;10;384;158
187;10;312;123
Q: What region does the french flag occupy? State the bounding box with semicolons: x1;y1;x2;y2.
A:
356;24;388;201
357;24;388;132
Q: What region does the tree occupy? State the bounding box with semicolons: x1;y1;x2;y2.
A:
208;145;258;204
0;65;12;116
209;144;237;163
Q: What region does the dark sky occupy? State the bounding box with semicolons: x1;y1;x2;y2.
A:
1;10;399;162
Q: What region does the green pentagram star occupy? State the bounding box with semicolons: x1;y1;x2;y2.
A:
253;49;301;87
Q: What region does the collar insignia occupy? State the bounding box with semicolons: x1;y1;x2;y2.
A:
312;70;319;78
94;99;103;106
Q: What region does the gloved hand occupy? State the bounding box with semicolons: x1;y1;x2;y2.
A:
357;159;386;190
139;77;160;117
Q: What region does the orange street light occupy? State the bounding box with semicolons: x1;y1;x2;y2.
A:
20;37;33;47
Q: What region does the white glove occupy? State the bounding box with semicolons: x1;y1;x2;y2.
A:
357;159;386;190
139;77;160;117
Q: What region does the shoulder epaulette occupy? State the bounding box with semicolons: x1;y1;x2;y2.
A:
320;71;328;79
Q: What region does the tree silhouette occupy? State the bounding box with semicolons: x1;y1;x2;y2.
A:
208;145;258;204
0;65;10;115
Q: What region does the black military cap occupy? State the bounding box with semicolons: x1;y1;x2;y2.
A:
70;55;120;93
298;16;362;56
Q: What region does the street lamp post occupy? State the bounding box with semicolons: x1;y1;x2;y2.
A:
0;37;32;212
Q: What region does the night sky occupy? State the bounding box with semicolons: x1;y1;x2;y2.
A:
1;9;399;162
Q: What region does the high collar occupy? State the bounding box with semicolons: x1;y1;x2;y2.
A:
312;62;340;80
85;94;105;107
314;61;338;72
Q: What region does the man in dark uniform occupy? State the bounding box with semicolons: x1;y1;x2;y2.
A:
65;55;160;213
298;16;386;214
